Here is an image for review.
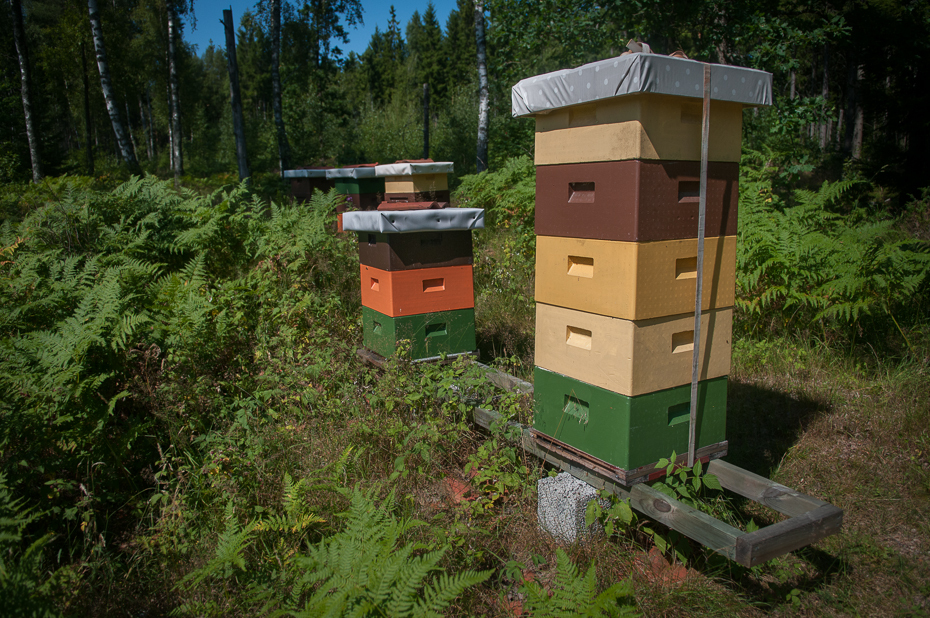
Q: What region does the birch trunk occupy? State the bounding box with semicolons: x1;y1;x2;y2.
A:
270;0;290;173
223;9;250;181
819;43;830;149
10;0;42;181
167;0;183;184
474;0;489;173
81;42;94;176
87;0;139;172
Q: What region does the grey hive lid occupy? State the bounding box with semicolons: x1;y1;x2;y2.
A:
325;167;379;179
512;52;773;118
375;162;454;176
282;169;329;178
343;208;484;233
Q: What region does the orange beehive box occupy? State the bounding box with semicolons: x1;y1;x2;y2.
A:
360;264;474;317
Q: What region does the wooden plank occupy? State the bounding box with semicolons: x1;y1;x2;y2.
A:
472;361;534;394
469;400;841;566
630;483;741;561
735;504;844;567
707;459;828;518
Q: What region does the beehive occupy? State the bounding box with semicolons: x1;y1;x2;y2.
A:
344;164;486;362
512;51;772;475
282;168;334;202
375;162;455;205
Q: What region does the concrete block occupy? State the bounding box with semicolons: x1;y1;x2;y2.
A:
534;235;736;321
537;472;607;544
534;303;732;396
534;93;744;165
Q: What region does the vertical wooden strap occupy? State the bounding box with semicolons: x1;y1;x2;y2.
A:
688;63;712;467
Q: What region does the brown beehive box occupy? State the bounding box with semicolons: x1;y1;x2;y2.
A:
535;160;738;241
357;231;473;271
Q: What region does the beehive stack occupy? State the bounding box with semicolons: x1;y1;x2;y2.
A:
512;51;772;480
325;165;384;232
282;167;334;202
343;162;485;362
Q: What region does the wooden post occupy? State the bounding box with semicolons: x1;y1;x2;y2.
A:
423;83;430;160
688;63;711;467
223;9;250;182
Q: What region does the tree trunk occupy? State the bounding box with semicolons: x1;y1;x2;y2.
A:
474;0;489;173
10;0;42;182
87;0;139;172
270;0;290;174
422;82;430;160
138;97;151;160
223;9;250;182
125;101;138;158
147;89;156;160
81;42;94;176
789;46;796;100
820;43;830;149
852;64;865;159
167;0;183;184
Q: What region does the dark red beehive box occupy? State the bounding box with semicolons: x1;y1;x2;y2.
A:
535;160;738;242
357;231;474;271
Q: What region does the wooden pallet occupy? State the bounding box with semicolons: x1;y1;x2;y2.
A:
469;365;843;568
356;347;477;368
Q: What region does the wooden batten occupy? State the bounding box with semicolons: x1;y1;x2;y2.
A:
534;93;744;165
360;264;474;317
534;235;736;320
534;303;732;396
383;174;449;194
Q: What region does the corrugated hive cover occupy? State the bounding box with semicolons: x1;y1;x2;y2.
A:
375;162;454;176
512;52;773;117
344;209;485;233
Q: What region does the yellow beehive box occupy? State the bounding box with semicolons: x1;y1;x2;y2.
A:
534;94;743;165
534;303;732;396
535;235;736;320
383;173;449;194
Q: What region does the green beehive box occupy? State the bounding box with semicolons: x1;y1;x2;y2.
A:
533;367;727;471
334;177;384;196
362;306;476;361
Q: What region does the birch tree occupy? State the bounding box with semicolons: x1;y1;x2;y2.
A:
9;0;42;181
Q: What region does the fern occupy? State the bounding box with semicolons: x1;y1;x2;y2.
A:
290;488;491;617
520;549;638;618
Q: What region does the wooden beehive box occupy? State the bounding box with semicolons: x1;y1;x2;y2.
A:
535;160;738;241
362;306;476;361
534;303;732;396
357;231;473;271
532;367;728;471
360;264;474;317
534;235;736;320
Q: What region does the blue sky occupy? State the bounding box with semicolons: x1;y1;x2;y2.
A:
184;0;461;57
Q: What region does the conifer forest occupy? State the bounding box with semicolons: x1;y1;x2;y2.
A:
1;0;929;615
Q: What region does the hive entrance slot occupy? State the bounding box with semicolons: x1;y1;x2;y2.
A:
568;182;595;203
372;320;383;334
567;255;594;278
671;330;695;354
563;395;589;423
566;326;592;350
423;278;445;292
668;402;690;426
367;234;376;245
370;277;380;291
675;257;697;280
425;322;447;337
678;180;700;202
